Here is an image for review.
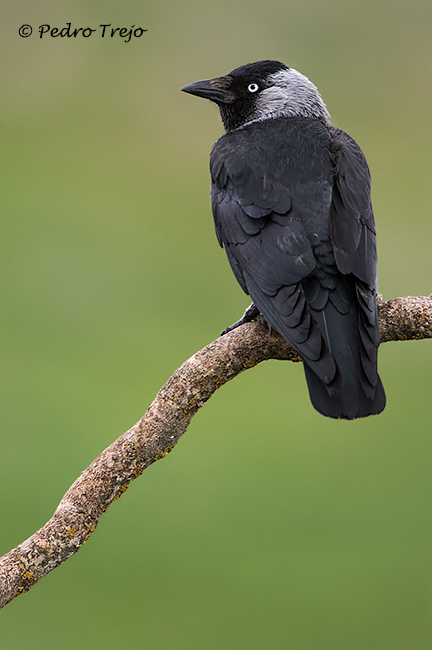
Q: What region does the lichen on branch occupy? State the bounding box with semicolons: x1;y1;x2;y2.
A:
0;294;431;610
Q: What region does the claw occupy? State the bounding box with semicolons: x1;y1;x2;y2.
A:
221;303;260;336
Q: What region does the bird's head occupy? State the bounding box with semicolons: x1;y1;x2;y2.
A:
181;60;330;132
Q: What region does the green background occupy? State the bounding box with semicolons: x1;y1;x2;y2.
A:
1;0;432;647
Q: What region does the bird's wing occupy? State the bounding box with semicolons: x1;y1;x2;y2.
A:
328;128;382;399
210;118;338;382
329;128;377;288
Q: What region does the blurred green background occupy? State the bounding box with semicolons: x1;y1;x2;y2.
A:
1;0;432;647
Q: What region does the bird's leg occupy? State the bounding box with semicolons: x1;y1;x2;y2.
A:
221;303;261;336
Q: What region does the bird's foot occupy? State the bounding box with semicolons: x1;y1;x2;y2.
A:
221;303;266;336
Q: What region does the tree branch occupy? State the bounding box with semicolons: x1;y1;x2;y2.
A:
1;294;431;609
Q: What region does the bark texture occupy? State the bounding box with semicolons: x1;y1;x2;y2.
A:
0;294;431;609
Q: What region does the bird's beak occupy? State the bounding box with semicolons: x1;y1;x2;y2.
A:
181;77;235;104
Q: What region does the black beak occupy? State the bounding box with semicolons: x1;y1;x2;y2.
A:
181;79;235;104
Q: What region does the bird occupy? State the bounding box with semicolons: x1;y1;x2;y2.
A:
181;60;386;419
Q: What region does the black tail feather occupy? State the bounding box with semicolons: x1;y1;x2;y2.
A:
304;297;386;419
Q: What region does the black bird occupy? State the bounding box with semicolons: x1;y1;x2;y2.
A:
181;60;385;419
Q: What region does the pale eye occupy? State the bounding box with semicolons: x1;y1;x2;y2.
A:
247;83;259;93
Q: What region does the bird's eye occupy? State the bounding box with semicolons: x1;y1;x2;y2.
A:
247;83;259;93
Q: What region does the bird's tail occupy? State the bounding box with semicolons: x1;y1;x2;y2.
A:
303;298;386;419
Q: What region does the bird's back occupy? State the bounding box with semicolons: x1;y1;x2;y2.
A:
211;117;385;419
